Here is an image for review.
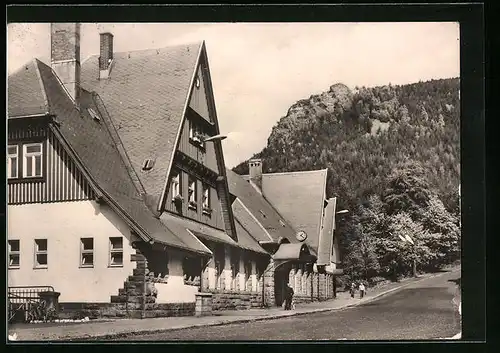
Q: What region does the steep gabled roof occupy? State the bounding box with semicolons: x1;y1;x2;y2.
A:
226;168;298;244
8;58;210;255
260;169;328;252
8;59;49;117
80;42;203;205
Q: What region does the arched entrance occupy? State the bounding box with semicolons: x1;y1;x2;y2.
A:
272;243;316;307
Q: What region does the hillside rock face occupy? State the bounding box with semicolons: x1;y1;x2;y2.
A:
268;83;353;148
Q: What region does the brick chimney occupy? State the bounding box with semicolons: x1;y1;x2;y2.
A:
248;158;263;190
51;23;81;105
99;32;114;79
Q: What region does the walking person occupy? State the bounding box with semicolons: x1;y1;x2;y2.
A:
359;282;366;299
350;282;356;298
284;283;294;310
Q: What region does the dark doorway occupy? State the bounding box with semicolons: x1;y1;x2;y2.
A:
274;264;291;307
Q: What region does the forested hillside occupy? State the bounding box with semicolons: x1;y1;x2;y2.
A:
233;78;461;283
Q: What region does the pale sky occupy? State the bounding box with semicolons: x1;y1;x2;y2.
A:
7;22;460;168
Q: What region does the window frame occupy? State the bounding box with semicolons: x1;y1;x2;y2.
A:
7;145;19;179
22;142;44;178
188;176;198;209
8;139;46;183
171;170;182;200
34;238;48;269
8;239;20;269
109;237;124;267
188;119;206;150
80;237;94;268
202;183;211;214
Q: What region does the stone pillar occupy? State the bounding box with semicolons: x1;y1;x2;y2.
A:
201;258;210;292
302;269;308;295
195;292;213;317
251;261;257;292
289;267;295;290
312;272;319;301
239;256;245;292
223;245;232;291
207;257;216;290
296;267;303;295
263;259;275;307
319;273;327;300
306;270;312;297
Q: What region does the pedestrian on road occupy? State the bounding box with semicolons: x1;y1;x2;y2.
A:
350;282;356;298
359;282;366;299
284;283;294;310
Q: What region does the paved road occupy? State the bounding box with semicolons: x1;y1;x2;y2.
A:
113;270;461;341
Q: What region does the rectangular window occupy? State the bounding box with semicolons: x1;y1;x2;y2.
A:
171;170;181;198
7;145;19;179
23;143;43;178
34;239;48;268
189;120;205;148
202;184;210;211
189;120;194;139
109;237;123;267
188;176;197;207
8;240;20;268
80;238;94;267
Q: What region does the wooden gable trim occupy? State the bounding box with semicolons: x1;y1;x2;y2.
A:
316;169;329;244
158;42;204;213
174;151;219;184
199;43;239;241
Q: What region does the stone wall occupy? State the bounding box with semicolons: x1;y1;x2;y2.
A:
59;302;195;320
211;291;263;311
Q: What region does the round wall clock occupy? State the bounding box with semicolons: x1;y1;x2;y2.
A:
296;230;307;242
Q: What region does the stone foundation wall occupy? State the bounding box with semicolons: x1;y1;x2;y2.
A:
293;294;313;304
211;291;263;311
58;302;195;320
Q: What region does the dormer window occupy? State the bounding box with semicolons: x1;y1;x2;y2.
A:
142;158;155;171
87;108;101;122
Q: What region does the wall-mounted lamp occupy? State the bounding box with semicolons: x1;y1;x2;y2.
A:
203;134;227;142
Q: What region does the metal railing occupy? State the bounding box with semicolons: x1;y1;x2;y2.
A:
8;286;55;323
